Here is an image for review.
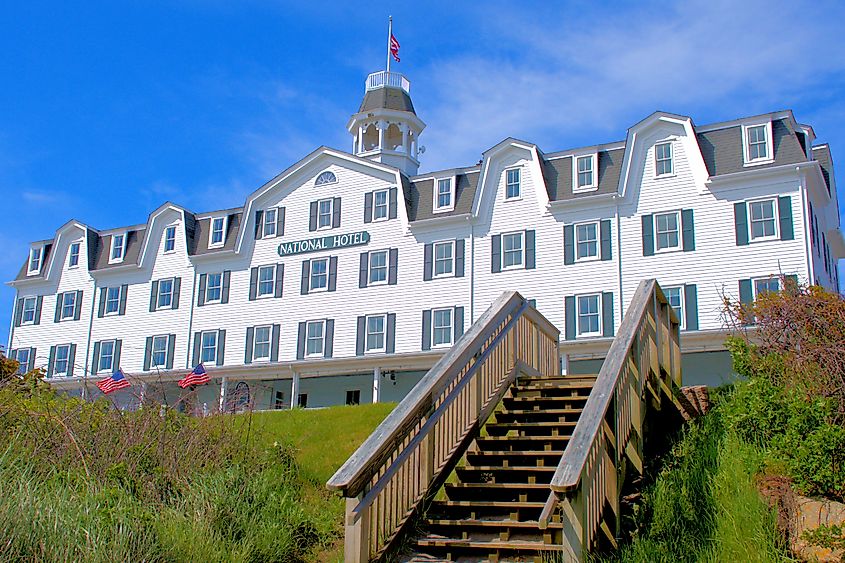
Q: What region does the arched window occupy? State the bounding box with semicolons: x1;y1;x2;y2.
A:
234;381;250;411
315;171;337;186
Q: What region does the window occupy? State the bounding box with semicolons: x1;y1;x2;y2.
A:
68;242;80;267
263;208;277;238
110;233;126;262
258;265;275;297
21;297;36;324
346;390;361;405
297;393;308;408
28;247;42;274
502;232;524;269
746;124;770;162
373;189;389;221
274;391;285;409
210;217;225;247
368;251;388;285
157;279;173;309
315;171;337;186
576;155;595;190
206;273;222;303
98;340;115;372
575;222;599;260
61;292;76;320
310;258;328;291
105;286;121;315
366;315;386;352
506;168;521;199
54;344;70;376
432;308;453;347
664;286;684;328
201;331;218;364
754;277;780;298
253;326;272;361
306;320;325;357
151;335;168;368
655;142;673;176
434;241;454;277
655;211;681;251
577;294;601;336
748;199;777;240
14;348;30;375
434;178;453;211
164;226;176;252
317;199;333;229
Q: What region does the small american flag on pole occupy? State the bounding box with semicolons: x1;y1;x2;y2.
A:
178;364;210;388
96;369;131;395
390;33;400;62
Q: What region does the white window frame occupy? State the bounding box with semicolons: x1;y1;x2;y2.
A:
663;285;685;329
68;242;81;268
105;286;121;315
654;141;674;177
373;189;389;221
263;208;278;238
575;221;600;261
501;231;525;270
200;331;218;364
576;294;602;338
317;198;334;230
209;217;226;248
368;250;389;286
747;198;779;242
309;258;329;292
205;272;223;303
505;167;521;200
433;240;455;278
315;171;337;186
431;307;454;348
109;233;127;264
365;314;387;353
151;335;169;369
157;278;174;310
98;340;115;373
305;320;326;358
164;226;176;253
21;296;36;325
654;210;682;252
27;247;43;275
54;344;71;376
573;153;598;192
14;348;30;375
752;276;780;299
257;265;276;298
60;292;76;320
433;177;455;213
742;122;774;165
253;325;272;362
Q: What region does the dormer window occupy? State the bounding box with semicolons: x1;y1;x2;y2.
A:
742;122;774;165
434;178;454;212
27;247;42;275
263;208;277;238
68;242;80;267
655;142;674;176
574;154;597;191
505;168;521;200
110;234;126;263
164;226;176;253
315;171;337;186
209;217;225;247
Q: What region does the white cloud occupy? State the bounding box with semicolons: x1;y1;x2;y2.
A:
20;190;66;205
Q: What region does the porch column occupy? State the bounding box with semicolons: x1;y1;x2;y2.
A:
400;124;409;155
372;367;381;403
291;372;300;409
377;120;386;150
218;377;228;412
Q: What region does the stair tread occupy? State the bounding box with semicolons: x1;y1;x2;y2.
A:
487;421;577;427
426;518;564;529
477;435;570;441
468;450;565;456
459;465;556;471
499;407;583;414
445;482;551;490
432;500;545;508
415;537;568;551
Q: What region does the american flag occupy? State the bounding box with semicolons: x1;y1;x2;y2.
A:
178;364;210;388
390;33;400;62
96;369;131;395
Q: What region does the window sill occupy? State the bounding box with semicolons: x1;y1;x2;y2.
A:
654;246;683;255
504;196;522;202
575;255;600;263
742;158;775;168
748;235;780;244
572;185;598;194
432;342;453;349
501;264;525;271
372;216;389;223
207;243;225;249
576;333;603;339
365;349;386;355
654;173;676;180
432;272;455;279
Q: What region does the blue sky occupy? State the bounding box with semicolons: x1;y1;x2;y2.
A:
2;0;845;347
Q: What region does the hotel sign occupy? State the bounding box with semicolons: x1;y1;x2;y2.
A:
277;231;370;257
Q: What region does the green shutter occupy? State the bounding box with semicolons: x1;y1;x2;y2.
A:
602;292;614;337
564;296;576;341
734;202;749;246
600;220;612;260
563;225;575;265
778;195;794;240
684;284;698;331
681;209;695;251
739;279;753;305
491;235;501;273
642;215;654;256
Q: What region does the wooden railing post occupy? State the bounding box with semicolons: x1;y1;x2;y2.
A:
345;492;371;563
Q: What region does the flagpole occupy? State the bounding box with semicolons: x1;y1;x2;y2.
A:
386;16;393;74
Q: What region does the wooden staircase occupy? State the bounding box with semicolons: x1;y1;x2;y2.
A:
406;375;596;562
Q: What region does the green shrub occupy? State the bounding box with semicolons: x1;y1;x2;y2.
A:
783;422;845;501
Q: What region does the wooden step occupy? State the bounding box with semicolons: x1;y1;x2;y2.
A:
474;435;570;452
484;421;578;437
414;536;568;552
494;408;582;424
443;482;552;502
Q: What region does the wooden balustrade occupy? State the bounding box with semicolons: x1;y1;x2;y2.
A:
539;279;683;561
327;291;560;562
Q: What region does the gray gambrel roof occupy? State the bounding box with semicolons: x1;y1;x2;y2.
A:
696;118;806;176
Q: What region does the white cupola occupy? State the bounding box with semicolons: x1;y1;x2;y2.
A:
348;71;426;176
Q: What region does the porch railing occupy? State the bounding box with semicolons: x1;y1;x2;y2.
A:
365;70;411;93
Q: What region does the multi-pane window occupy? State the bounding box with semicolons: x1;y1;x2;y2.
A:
506;168;521;199
164;226;176;252
577;294;601;336
206;273;223;302
54;344;70;375
105;286;121;314
69;242;80;267
664;286;684;328
253;326;272;361
502;232;524;269
749;199;777;240
655;211;681;250
436;178;453;210
310;258;328;291
21;297;36;324
61;292;76;320
754;277;780;298
747;125;769;161
576;222;599;260
346;390;361;405
434;241;454;277
655;142;673;176
366;315;386;352
263;208;277;238
201;331;218;364
373;190;389;220
111;234;125;261
258;265;275;297
432;308;453;347
14;348;30;375
576;155;594;189
210;217;225;246
157;279;173;309
99;340;115;372
151;335;168;368
369;251;388;285
306;320;325;357
317;199;333;229
28;247;42;273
